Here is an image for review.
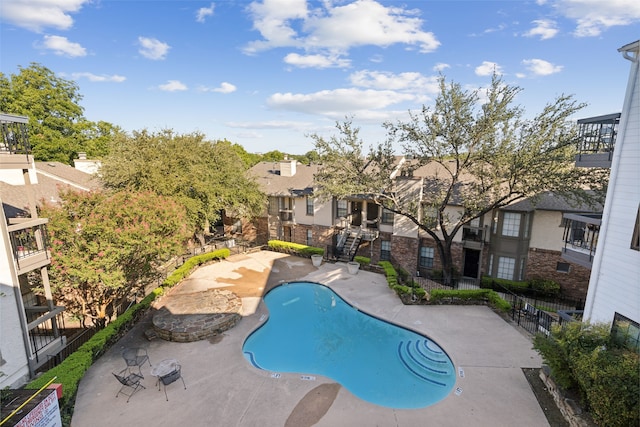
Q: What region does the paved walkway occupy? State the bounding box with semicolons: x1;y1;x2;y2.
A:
72;251;547;427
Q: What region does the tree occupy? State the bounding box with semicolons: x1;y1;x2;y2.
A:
40;189;190;328
99;129;266;240
311;75;607;285
0;63;120;163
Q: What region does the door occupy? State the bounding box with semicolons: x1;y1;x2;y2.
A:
463;249;480;278
350;201;362;226
366;203;379;228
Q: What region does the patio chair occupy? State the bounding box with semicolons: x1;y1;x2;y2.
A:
113;368;145;402
159;363;187;401
122;347;151;375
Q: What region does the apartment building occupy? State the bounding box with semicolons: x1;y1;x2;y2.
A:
247;154;600;299
0;114;65;388
580;40;639;350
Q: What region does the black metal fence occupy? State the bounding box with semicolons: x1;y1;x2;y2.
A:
417;276;584;336
36;327;97;374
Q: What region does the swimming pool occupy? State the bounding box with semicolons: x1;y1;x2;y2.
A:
242;282;456;409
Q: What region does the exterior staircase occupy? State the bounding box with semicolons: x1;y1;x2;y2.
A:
336;228;362;262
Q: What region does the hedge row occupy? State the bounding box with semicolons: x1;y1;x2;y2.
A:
25;248;231;414
481;275;561;296
430;289;511;312
267;240;323;256
378;261;426;300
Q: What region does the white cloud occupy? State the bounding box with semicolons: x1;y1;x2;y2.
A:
267;88;416;116
138;37;170;60
284;53;350;68
196;3;215;23
523;19;559;39
522;58;563;76
214;82;237;94
158;80;188;91
0;0;89;32
475;61;503;76
198;82;238;93
71;72;126;82
41;35;86;57
244;0;439;57
433;62;450;72
349;70;439;94
550;0;640;37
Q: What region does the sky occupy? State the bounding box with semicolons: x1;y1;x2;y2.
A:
1;1;639;155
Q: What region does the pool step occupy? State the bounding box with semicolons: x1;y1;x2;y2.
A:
397;340;451;386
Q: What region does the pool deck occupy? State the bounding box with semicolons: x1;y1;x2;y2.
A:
71;251;547;427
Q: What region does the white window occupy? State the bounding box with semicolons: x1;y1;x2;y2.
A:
381;208;394;224
497;257;515;280
336;199;347;218
380;240;391;261
306;197;314;216
502;212;521;237
419;247;434;268
306;229;313;246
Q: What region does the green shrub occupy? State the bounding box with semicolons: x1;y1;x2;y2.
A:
574;348;640;427
267;240;323;256
353;256;370;265
534;321;640;426
528;277;561;296
480;276;529;293
397;267;410;283
429;289;511;312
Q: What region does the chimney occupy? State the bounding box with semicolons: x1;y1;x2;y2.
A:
279;159;296;177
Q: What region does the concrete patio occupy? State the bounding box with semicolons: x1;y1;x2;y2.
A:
71;251;547;427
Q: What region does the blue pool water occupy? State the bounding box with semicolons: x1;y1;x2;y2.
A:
242;282;456;409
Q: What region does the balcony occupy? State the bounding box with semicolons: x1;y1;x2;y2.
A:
574;113;620;168
0;113;33;169
279;209;295;224
8;218;51;275
561;213;601;269
462;226;485;249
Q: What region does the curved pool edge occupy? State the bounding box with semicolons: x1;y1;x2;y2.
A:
242;280;460;408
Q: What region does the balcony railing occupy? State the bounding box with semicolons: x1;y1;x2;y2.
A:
575;113;620;168
0;113;31;155
8;218;51;274
279;209;294;223
561;213;601;269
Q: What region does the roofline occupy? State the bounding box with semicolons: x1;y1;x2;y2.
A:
0;113;29;124
618;40;639;62
576;112;620;124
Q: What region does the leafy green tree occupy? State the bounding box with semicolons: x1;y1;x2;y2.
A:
0;63;119;163
311;75;607;285
40;189;190;328
227;140;262;167
99;129;266;240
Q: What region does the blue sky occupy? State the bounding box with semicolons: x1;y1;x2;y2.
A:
1;0;639;155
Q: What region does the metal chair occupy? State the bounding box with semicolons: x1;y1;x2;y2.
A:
159;363;186;401
113;368;145;402
122;347;151;375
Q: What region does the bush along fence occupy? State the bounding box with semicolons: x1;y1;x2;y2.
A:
24;248;231;425
377;261;511;312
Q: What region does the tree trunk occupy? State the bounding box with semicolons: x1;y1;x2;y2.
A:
436;239;456;287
